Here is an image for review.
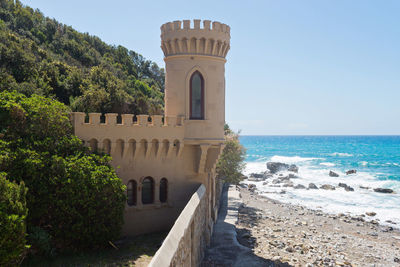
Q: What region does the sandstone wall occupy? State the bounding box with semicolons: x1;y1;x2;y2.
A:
148;184;209;267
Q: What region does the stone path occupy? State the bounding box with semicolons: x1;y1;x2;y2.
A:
202;184;276;267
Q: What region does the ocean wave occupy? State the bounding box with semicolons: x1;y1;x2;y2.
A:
330;152;353;157
320;162;335;167
270;155;321;164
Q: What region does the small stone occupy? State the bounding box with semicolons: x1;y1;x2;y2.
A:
286;246;294;253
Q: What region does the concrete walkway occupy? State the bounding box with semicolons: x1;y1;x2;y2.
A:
202;185;273;267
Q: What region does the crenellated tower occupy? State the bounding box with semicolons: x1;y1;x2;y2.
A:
161;19;230;140
70;20;231;238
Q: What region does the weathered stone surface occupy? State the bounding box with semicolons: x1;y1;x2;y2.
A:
320;184;335;190
329;171;339;177
346;169;357;175
374;188;394;194
266;162;289;173
294;184;306;189
288;164;299;173
338;183;354;192
308;183;318;189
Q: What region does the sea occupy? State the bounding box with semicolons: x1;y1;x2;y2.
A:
240;135;400;226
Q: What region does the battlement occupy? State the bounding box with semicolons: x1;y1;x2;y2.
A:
71;112;184;127
160;20;230;58
70;112;186;160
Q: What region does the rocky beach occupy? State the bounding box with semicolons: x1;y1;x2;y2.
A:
235;161;400;266
236;184;400;266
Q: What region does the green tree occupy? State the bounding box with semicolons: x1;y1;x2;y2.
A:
0;91;126;252
216;124;246;184
0;173;28;266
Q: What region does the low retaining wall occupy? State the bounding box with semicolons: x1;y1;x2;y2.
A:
149;184;208;267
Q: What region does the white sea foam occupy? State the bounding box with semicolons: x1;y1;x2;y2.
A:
243;160;400;227
270;155;321;164
330;152;353;157
320;162;335;167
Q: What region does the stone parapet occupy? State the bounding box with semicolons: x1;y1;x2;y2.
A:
70;112;185;160
160;19;230;58
148;184;208;267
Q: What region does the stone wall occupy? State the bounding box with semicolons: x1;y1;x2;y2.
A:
148;184;209;267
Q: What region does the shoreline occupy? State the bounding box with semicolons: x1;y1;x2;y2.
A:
236;185;400;266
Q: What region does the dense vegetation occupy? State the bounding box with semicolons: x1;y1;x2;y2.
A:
0;91;126;264
216;124;246;184
0;0;165;115
0;173;28;266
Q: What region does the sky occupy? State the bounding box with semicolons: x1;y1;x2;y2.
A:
22;0;400;135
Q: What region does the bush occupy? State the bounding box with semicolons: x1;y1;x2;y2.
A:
0;91;126;252
216;124;246;184
0;173;28;266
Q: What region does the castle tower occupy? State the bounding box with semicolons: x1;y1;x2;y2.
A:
161;19;230;140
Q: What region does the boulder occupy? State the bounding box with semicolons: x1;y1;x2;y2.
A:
346;169;357;175
288;164;299;173
294;184;306;189
266;162;289;174
321;184;336;190
308;183;318;189
338;183;354;191
282;182;294;187
329;171;339;177
374;188;394;194
366;212;376;217
249;173;264;178
345;186;354;192
359;185;370;190
248;184;257;192
288;173;297;178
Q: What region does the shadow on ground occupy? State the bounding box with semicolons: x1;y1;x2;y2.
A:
22;231;167;267
202;184;292;267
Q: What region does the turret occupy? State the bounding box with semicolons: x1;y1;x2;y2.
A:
161;19;231;140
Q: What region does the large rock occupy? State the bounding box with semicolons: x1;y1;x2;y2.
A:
374;188;394;194
294;184;306;189
266;162;289;173
288;164;299;173
308;183;318;189
329;171;339;177
338;183;354;192
346;169;357;175
321;184;336;190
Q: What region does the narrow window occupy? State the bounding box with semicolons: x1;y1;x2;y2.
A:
127;180;137;206
160;178;168;203
190;71;204;119
142;177;154;204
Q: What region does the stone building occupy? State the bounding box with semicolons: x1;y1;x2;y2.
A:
70;19;230;236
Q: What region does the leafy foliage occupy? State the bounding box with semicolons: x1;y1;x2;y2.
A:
0;0;164;114
216;124;246;184
0;91;126;253
0;173;28;266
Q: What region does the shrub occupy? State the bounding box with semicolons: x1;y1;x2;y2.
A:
0;91;126;252
216;124;246;184
0;173;28;266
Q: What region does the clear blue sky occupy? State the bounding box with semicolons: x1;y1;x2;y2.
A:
22;0;400;135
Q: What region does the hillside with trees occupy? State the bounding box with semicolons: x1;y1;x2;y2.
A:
0;0;164;115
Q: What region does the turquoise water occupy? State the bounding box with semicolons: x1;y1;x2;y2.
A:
240;136;400;225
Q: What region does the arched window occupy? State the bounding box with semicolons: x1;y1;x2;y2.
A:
159;178;168;203
127;180;137;206
190;71;204;120
142;177;154;204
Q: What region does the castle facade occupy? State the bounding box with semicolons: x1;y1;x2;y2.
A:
71;19;230;236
